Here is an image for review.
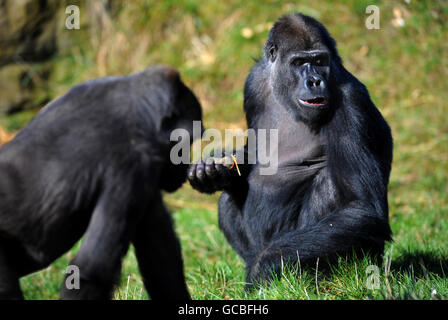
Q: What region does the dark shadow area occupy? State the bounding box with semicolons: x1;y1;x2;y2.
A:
391;250;448;279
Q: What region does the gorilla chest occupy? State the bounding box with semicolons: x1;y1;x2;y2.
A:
249;120;326;198
243;152;329;242
244;110;332;239
246;155;326;208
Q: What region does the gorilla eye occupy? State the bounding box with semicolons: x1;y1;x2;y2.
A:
314;56;328;66
292;58;306;66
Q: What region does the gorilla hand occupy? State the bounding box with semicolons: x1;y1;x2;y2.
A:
188;156;236;194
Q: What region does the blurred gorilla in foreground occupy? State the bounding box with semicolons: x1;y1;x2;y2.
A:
0;66;202;299
188;13;393;288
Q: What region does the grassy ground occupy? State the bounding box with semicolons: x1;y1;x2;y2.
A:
1;0;447;299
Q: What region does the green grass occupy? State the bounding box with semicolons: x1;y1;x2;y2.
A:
19;203;448;300
2;0;447;299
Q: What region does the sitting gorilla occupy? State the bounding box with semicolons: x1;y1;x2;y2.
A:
188;13;393;288
0;66;202;300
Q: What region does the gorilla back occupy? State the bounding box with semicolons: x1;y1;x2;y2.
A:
0;66;202;299
188;13;393;288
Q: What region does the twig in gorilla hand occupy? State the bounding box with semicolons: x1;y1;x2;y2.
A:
0;66;202;300
210;155;241;176
229;155;242;176
188;13;393;289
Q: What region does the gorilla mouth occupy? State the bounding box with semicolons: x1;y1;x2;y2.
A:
299;97;328;106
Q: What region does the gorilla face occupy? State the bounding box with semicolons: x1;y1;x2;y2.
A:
265;16;335;125
292;51;331;109
269;46;332;125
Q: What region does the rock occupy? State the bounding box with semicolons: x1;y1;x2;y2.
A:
0;63;51;114
0;0;60;114
0;64;32;114
0;0;60;66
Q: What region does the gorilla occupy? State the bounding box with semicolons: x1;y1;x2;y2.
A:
0;66;202;299
188;13;393;288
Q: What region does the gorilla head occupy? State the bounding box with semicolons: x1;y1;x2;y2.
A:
264;13;342;125
148;66;203;192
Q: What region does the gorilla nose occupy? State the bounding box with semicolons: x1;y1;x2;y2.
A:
305;76;326;89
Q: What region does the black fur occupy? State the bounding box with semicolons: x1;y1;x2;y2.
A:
188;13;393;288
0;66;202;299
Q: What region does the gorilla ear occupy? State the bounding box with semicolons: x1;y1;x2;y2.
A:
266;44;278;62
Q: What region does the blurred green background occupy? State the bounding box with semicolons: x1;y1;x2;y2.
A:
0;0;447;299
